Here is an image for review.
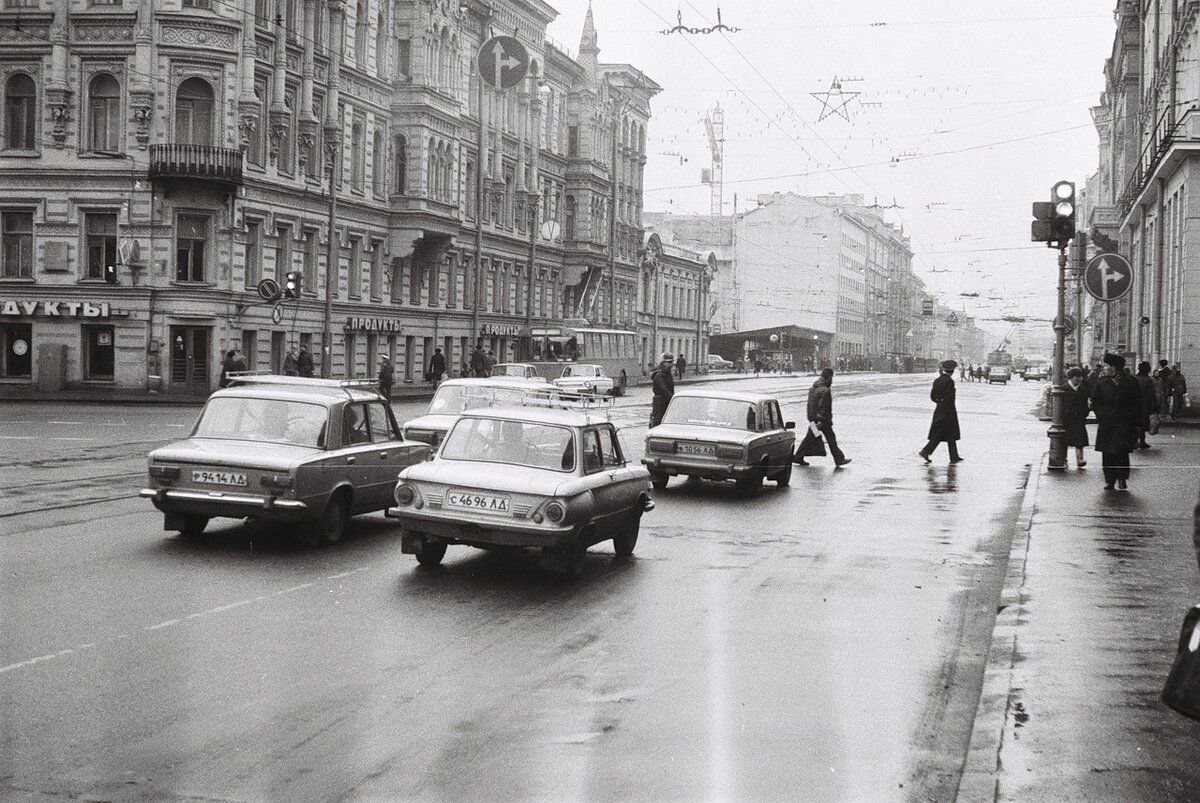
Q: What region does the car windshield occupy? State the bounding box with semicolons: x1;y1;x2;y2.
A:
427;385;533;414
663;397;757;429
494;365;529;377
440;418;575;472
194;397;328;447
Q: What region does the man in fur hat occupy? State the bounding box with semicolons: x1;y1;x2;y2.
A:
1089;352;1143;490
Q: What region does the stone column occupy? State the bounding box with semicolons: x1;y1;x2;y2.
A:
268;7;290;162
298;0;320;175
46;0;71;148
129;0;154;150
237;0;260;150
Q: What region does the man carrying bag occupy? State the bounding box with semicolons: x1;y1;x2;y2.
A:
794;368;851;467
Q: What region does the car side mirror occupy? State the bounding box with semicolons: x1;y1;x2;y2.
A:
785;421;795;430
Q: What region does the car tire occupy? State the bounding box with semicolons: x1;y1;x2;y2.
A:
315;492;350;546
178;514;208;538
649;470;669;489
414;537;447;567
736;467;764;497
613;513;641;557
774;460;792;487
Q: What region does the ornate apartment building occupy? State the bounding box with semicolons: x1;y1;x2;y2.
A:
0;0;662;395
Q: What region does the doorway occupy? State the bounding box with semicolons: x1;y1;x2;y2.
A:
169;326;210;392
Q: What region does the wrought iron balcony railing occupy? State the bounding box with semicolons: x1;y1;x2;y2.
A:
149;144;243;186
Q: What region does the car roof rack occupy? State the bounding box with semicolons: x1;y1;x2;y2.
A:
459;385;614;418
225;372;383;399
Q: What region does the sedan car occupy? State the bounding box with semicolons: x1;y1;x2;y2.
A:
706;354;735;371
401;377;553;449
1022;364;1050;381
141;376;429;545
491;362;548;381
387;405;653;578
642;389;796;495
553;363;616;396
988;366;1012;384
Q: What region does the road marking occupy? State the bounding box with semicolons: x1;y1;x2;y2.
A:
0;436;37;440
47;420;83;425
49;437;96;442
145;619;179;631
0;649;74;675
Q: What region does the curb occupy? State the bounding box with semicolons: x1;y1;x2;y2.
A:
956;457;1041;801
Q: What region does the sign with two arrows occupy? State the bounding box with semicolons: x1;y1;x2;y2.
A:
478;35;529;90
1083;253;1133;302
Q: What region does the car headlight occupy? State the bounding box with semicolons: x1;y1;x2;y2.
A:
544;501;566;523
394;484;416;506
715;443;744;460
647;438;673;453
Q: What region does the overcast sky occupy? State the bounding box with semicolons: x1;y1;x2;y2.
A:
544;1;1116;338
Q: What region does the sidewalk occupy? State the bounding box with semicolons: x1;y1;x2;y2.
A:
961;428;1200;800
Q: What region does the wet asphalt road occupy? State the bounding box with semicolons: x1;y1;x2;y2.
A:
0;374;1047;800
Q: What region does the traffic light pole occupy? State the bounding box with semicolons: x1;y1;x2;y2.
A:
1047;245;1069;470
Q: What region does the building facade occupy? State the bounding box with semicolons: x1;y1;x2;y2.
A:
0;0;660;395
637;230;712;369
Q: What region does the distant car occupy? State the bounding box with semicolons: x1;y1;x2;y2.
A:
387;401;653;578
988;366;1012;384
1022;364;1050;381
553;363;616;396
140;375;430;545
642;389;796;495
706;354;735;371
491;363;548;381
401;377;552;449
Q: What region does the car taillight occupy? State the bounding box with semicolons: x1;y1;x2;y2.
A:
149;465;180;481
544;501;566;523
260;473;293;490
715;443;744;460
394;484;415;506
647;438;673;453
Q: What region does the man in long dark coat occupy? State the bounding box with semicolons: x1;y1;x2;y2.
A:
649;352;675;428
427;347;447;386
1090;352;1142;490
1134;361;1156;448
919;360;963;463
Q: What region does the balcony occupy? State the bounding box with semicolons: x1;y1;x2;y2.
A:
149;144;243;189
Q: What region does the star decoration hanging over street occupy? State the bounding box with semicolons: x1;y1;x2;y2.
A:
810;76;861;122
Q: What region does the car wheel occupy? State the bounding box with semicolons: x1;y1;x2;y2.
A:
414;536;447;567
736;467;764;497
178;514;208;538
613;513;641;557
775;460;792;487
649;470;669;489
315;492;350;546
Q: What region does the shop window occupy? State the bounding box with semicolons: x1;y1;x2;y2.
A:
85;212;118;282
176;213;209;282
1;210;33;278
86;73;121;154
83;324;115;380
1;323;32;377
4;73;36;150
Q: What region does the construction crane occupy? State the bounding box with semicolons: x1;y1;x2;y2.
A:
702;104;724;219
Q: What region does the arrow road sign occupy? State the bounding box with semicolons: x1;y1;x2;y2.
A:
271;303;284;325
478;35;529;90
1083;253;1133;302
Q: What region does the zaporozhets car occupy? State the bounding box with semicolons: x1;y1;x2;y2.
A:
401;376;554;449
552;363;616;396
387;397;653;578
141;375;429;545
642;389;796;495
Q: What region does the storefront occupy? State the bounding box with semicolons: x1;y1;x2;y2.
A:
0;298;140;391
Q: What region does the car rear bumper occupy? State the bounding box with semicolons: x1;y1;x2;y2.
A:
640;456;753;479
140;488;310;519
386;507;575;549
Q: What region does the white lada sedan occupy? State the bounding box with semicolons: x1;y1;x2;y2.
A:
642;389;796;495
387;405;653;578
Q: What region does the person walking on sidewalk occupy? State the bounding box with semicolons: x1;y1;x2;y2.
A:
1152;359;1171;432
377;356;394;402
427;347;446;386
1064;367;1090;468
919;360;963;464
283;346;299;376
1135;361;1156;449
675;354;687;379
649;352;675;428
1090;353;1142;491
297;346;314;377
794;368;851;467
1169;363;1188;420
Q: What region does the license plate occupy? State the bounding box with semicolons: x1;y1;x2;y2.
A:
192;470;248;487
446;491;511;513
677;443;716;456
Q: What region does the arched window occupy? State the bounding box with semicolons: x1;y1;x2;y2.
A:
439;28;450;91
393;133;407;193
565;195;576;240
4;73;36;150
87;73;120;153
355;1;369;71
350;120;364;189
426;136;436;199
174;77;214;146
372;128;385;196
442;143;453;202
376;13;386;78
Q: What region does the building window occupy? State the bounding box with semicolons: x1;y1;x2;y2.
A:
182;0;212;9
174;78;214;146
348;236;361;298
247;84;266;166
4;73;37;150
176;214;208;282
369;240;382;300
82;325;115;380
1;323;32;377
393;133;407;193
372;129;385;196
86;73;121;153
254;0;269;26
1;211;33;277
244;219;261;287
376;13;387;79
567;125;578;157
303;229;317;292
278;91;296;174
350;119;364;191
275;225;291;280
355;1;369;71
397;38;410;78
564;195;576;240
4;0;38;7
464;158;475;218
85;212;118;281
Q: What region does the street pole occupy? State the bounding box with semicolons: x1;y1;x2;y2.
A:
1047;245;1068;469
472;75;485;350
322;153;337;378
607;97;621;328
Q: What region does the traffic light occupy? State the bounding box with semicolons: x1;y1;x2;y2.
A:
1051;180;1075;244
284;271;301;299
1031;201;1053;243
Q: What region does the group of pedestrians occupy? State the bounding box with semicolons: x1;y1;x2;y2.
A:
961;363;989;382
218;346;315;388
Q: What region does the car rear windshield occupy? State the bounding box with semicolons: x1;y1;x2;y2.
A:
194;397;328;447
663;397;757;430
428;385;532;414
440;418;575;472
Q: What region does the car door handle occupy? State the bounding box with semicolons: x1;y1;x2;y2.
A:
346;456;356;465
379;452;388;460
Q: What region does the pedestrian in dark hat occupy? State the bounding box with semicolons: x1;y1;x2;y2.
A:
1134;361;1156;448
1090;353;1142;490
649;352;675;428
377;355;394;401
1063;366;1089;468
297;345;314;377
794;367;851;467
919;360;963;463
